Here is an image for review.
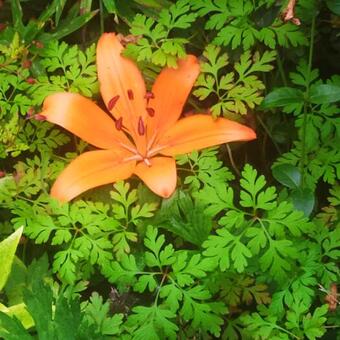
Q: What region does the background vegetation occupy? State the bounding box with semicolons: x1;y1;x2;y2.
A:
0;0;339;338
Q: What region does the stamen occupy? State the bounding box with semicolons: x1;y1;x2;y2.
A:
108;95;120;110
138;116;145;136
115;117;123;130
127;89;134;100
146;107;155;117
144;91;154;101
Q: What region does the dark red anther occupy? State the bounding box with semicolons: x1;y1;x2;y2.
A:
144;91;154;101
127;89;134;100
146;107;155;117
115;117;123;131
0;23;7;32
26;77;36;84
0;170;5;178
22;60;32;69
108;95;120;110
138;116;145;136
34;114;46;121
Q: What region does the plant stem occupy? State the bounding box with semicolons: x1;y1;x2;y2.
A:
300;15;316;188
225;144;240;177
276;49;288;86
99;0;104;35
256;114;282;154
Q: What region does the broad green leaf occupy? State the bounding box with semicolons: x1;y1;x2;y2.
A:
309;84;340;104
0;303;34;329
291;188;315;217
272;164;301;189
0;227;23;291
326;0;340;14
261;87;304;108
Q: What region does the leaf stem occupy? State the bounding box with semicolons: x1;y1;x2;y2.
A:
225;144;240;177
276;49;288;86
300;15;316;188
256;114;282;154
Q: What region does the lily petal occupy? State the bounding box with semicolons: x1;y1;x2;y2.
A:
41;92;134;150
97;33;147;140
147;55;200;142
51;149;137;202
134;157;177;198
154;114;256;156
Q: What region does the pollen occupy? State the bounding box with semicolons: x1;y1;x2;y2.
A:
127;89;134;100
115;117;123;130
138;116;145;136
146;107;155;117
108;95;120;110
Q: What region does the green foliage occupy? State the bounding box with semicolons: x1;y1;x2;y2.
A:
263;60;340;190
241;302;328;340
5;0;98;44
176;147;234;189
1;0;339;338
192;0;307;50
8;181;156;283
103;226;226;338
0;37;96;158
124;0;196;67
198;164;314;281
0;257;119;340
194;45;276;117
152;191;213;246
32;41;98;100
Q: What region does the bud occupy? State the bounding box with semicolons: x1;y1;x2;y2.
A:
26;77;36;84
22;59;32;69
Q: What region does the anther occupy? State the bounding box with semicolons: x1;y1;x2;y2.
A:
108;95;120;110
138;116;145;136
115;117;123;131
146;107;155;117
127;89;134;100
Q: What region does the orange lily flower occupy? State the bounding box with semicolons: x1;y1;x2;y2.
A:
40;33;256;202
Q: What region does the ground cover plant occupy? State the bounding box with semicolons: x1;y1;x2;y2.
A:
0;0;339;339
